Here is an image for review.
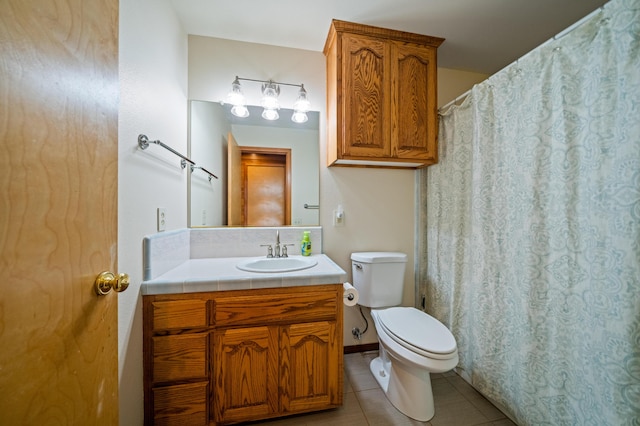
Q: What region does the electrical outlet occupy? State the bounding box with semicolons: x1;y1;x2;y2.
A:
157;208;166;232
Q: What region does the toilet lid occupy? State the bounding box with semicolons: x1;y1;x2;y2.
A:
377;307;457;356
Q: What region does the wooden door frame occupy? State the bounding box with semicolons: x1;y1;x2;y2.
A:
240;147;291;226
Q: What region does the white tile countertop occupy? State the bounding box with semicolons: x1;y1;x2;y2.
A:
141;254;347;295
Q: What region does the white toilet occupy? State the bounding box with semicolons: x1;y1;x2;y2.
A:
351;252;458;421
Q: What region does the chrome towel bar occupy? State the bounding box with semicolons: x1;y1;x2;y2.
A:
138;134;218;180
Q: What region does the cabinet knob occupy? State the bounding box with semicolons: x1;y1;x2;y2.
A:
94;271;130;296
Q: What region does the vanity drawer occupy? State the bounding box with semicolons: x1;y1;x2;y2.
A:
212;289;338;327
152;333;208;383
152;382;208;426
151;299;207;331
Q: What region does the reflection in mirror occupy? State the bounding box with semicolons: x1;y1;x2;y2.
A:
188;100;320;227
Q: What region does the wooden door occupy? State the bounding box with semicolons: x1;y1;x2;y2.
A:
244;155;286;226
0;0;120;424
240;148;291;226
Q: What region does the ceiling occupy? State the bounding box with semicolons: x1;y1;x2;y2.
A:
169;0;608;75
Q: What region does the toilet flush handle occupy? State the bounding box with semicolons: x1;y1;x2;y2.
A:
354;263;363;270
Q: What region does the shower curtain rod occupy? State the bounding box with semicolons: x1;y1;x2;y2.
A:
438;5;606;113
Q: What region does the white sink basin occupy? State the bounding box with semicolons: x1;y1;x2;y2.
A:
236;256;318;273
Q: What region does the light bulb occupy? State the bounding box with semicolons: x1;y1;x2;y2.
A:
231;105;249;118
293;85;310;112
226;77;246;106
291;111;308;123
261;82;280;110
262;108;279;121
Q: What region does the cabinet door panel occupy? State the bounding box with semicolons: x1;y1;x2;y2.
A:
151;299;207;331
392;42;438;161
153;333;208;383
213;290;337;327
280;321;342;412
342;34;391;157
213;326;279;423
152;382;208;426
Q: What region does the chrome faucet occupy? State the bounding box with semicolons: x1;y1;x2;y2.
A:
274;230;281;258
262;230;293;258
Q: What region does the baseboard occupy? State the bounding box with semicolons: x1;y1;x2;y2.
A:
344;343;379;354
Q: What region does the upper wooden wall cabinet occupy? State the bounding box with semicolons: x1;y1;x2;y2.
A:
324;20;444;168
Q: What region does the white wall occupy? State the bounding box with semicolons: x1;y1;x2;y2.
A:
189;100;229;226
438;68;488;108
118;0;188;424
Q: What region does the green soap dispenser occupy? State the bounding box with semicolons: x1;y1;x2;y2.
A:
301;231;311;256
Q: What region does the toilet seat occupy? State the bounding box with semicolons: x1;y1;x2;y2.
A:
375;307;457;360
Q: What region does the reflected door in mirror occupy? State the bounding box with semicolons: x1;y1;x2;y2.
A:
228;144;291;226
245;154;286;226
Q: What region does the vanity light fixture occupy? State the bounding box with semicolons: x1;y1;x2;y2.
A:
260;81;280;120
292;84;310;123
226;77;249;118
227;76;310;123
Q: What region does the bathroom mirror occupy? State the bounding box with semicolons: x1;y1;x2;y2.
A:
188;100;320;227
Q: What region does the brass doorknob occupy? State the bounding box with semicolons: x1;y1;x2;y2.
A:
94;271;130;296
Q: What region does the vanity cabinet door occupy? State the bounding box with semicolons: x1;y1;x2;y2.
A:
280;321;342;413
150;299;208;331
152;333;208;383
150;333;209;425
152;382;209;426
212;326;279;424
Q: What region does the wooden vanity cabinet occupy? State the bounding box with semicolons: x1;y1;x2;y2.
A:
143;285;343;425
324;20;444;168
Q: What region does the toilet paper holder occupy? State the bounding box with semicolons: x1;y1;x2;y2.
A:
342;282;359;306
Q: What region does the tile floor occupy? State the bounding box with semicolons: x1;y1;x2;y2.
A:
246;351;517;426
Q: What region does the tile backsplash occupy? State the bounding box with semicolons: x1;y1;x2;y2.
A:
143;226;322;280
142;229;190;281
190;227;322;258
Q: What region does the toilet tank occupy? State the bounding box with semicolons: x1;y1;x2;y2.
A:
351;252;407;308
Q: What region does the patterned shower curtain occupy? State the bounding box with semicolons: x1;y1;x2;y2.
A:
421;0;640;424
